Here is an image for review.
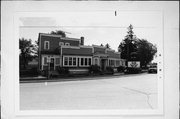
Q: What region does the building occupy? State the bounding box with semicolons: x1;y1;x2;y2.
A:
38;33;126;73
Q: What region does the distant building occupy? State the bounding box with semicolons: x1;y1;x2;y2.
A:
38;33;125;72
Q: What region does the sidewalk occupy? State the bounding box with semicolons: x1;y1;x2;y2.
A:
20;72;125;83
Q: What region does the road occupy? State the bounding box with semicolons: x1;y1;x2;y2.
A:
20;73;157;110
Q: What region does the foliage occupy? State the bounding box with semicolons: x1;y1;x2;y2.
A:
50;30;66;37
106;66;114;74
117;66;125;72
105;43;110;48
57;66;69;75
118;37;138;60
20;67;39;77
19;38;37;69
136;39;157;67
89;65;101;74
118;24;157;67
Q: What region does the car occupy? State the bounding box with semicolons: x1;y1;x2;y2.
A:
148;64;157;73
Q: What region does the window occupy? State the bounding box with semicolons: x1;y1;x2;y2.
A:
44;57;47;65
88;58;91;65
79;57;92;67
65;43;70;46
116;60;120;67
64;57;68;66
69;57;72;66
59;42;64;46
63;56;77;67
85;58;88;65
81;58;84;66
109;59;115;66
73;57;76;65
44;41;49;50
56;58;60;65
95;58;98;65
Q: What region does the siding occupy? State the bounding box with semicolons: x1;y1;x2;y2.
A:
40;34;80;52
62;47;92;56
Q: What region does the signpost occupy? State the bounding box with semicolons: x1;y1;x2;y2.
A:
128;61;140;68
47;56;51;80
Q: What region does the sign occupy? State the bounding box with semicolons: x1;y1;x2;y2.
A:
128;61;140;68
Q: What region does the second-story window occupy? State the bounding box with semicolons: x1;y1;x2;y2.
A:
44;41;49;50
65;43;70;46
59;42;64;46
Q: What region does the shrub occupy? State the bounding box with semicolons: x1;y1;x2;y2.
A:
89;65;101;74
57;66;69;75
117;66;125;72
106;66;114;74
20;67;39;77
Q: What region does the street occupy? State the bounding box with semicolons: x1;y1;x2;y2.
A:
20;73;157;110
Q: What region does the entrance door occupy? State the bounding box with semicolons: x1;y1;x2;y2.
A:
101;59;106;71
50;58;55;70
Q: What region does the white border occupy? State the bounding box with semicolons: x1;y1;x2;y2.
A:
14;11;164;116
3;1;179;119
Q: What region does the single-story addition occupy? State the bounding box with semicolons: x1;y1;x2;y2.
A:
38;33;126;73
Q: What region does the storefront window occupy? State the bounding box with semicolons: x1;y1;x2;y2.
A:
81;58;84;66
73;57;76;65
69;57;72;66
64;57;68;66
85;58;88;65
89;58;91;65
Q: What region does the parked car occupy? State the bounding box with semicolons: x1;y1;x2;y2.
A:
148;64;157;73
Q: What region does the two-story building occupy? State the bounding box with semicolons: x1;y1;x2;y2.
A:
38;33;125;73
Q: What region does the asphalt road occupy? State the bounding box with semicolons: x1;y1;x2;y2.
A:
20;73;158;110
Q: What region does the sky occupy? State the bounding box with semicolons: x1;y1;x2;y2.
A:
19;11;162;54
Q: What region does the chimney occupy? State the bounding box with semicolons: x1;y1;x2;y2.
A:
80;37;84;45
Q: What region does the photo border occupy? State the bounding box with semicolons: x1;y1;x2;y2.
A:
14;11;164;116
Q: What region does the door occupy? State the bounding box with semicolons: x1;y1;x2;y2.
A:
50;58;55;70
101;59;106;71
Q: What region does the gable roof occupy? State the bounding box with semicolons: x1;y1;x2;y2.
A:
39;33;80;41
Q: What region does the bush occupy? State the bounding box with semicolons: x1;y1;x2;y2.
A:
20;67;39;77
106;66;114;74
117;66;125;72
57;66;69;75
41;70;48;76
89;65;101;74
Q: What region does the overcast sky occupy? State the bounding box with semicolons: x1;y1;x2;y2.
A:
19;11;162;52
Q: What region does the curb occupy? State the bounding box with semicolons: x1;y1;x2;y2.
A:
20;72;149;83
20;73;125;83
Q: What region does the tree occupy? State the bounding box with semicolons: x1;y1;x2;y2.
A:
105;43;110;48
50;30;66;37
100;44;104;47
118;24;138;60
136;39;157;67
19;38;37;69
118;24;157;67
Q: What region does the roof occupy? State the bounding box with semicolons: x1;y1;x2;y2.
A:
62;47;93;56
39;33;80;41
107;50;120;59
